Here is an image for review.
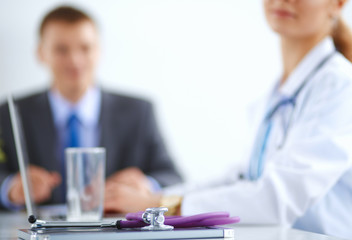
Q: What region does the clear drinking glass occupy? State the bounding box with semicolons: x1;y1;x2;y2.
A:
65;147;105;221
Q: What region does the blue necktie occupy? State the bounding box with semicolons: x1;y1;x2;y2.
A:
60;112;80;202
67;112;80;148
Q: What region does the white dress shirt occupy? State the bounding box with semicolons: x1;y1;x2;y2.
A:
164;37;352;239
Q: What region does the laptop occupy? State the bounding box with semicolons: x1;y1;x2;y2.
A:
7;94;67;220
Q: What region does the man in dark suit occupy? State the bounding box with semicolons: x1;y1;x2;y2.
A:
0;6;181;212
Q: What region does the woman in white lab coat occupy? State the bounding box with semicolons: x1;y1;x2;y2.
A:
106;0;352;238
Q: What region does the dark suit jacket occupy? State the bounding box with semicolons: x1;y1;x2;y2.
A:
0;90;182;208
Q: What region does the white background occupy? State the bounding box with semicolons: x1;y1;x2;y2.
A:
1;1;351;182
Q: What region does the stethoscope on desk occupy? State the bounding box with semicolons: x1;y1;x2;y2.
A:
248;51;336;180
28;207;240;231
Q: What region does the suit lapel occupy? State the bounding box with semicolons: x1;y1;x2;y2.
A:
99;91;123;175
27;92;59;171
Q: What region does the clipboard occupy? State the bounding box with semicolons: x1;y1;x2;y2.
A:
18;226;235;240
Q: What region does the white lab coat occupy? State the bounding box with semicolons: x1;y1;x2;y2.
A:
164;37;352;239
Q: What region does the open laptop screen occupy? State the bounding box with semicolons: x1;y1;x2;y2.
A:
7;94;36;216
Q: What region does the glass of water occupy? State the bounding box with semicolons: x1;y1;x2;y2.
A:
65;147;105;221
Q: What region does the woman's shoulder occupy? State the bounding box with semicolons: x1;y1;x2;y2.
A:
298;52;352;117
323;52;352;84
296;53;352;129
311;52;352;97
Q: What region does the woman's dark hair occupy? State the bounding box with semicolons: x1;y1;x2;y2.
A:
332;18;352;62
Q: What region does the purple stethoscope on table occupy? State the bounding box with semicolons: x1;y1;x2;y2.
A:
29;207;240;231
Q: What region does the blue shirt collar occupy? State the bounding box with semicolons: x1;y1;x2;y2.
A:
48;86;102;128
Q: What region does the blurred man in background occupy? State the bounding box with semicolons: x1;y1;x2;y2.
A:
0;6;181;211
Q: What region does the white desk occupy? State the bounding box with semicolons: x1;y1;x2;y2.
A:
0;211;344;240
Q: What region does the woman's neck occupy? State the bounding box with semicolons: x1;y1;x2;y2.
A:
280;33;328;86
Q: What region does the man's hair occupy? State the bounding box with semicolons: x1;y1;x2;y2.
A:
39;6;95;37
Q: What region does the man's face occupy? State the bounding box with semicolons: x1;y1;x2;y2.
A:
38;20;100;92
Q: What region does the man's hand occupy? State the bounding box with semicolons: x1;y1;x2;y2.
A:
104;182;161;213
104;167;160;213
105;167;153;194
8;165;61;205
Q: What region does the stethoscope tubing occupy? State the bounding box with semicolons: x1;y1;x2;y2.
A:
124;211;240;228
29;212;240;229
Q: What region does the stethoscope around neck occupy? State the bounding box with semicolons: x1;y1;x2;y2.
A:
248;51;336;181
264;51;336;147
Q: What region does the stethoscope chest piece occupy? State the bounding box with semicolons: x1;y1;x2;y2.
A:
141;207;174;231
